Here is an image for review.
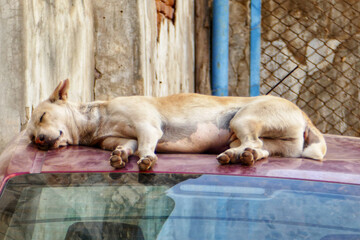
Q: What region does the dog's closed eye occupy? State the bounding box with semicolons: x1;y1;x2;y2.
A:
40;112;46;123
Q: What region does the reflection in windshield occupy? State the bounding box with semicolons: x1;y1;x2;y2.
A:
0;173;198;240
1;173;360;240
159;175;360;240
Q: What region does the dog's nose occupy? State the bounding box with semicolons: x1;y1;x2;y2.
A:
39;134;45;141
35;134;45;144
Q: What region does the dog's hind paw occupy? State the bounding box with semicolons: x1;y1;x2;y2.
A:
137;155;157;171
216;152;233;165
216;150;240;165
110;147;129;169
239;148;257;166
217;148;267;166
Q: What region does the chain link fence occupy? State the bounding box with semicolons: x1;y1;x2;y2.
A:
260;0;360;136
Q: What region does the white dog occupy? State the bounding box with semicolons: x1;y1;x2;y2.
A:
26;80;327;171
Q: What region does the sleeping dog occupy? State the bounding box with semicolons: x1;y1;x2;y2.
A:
26;79;327;170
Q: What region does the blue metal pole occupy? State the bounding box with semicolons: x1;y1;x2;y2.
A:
211;0;229;96
250;0;261;96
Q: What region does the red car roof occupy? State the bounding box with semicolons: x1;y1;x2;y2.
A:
1;132;360;191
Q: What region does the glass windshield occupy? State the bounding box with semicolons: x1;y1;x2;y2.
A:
1;172;360;240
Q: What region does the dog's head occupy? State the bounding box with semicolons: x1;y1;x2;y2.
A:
27;79;75;150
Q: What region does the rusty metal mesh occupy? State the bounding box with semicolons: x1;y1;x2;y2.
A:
260;0;360;136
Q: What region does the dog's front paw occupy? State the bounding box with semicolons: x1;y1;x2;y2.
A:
109;147;129;169
217;150;238;165
137;155;157;171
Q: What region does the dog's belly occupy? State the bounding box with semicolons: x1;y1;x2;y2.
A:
156;123;232;153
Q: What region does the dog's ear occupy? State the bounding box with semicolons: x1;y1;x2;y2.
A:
49;79;70;102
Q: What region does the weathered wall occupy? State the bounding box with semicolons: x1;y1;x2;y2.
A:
198;0;250;96
0;1;25;151
228;0;250;96
141;0;195;96
93;0;143;100
23;0;95;104
154;0;194;96
0;0;94;154
195;0;211;94
93;0;194;99
0;0;195;152
138;0;158;96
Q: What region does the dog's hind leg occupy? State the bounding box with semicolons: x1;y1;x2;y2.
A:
217;98;305;166
100;137;138;168
217;118;270;166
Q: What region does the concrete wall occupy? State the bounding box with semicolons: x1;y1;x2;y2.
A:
0;0;94;153
0;0;195;152
0;1;25;151
140;0;195;96
93;0;194;100
228;0;250;96
23;0;95;105
93;0;143;100
200;0;250;96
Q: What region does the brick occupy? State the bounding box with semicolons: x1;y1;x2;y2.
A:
156;1;174;20
161;0;175;7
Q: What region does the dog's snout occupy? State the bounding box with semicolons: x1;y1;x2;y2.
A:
35;134;45;144
39;134;45;141
33;132;62;150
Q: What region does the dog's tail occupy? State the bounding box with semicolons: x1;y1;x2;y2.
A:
302;113;327;160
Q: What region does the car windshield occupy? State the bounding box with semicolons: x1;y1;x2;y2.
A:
1;172;360;240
